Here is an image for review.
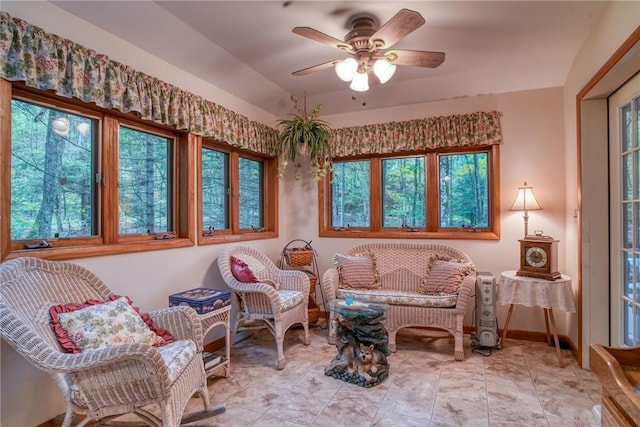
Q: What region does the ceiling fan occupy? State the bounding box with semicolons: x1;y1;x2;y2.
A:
291;8;445;91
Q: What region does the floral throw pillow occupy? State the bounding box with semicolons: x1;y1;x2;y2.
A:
230;256;259;283
333;251;380;289
419;258;474;295
50;295;173;353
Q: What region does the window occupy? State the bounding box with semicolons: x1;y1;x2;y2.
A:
2;85;194;260
198;139;277;244
319;146;499;239
118;126;172;236
10;97;98;241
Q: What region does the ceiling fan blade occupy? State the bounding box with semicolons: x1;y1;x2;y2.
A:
292;27;352;52
386;49;445;68
292;59;341;76
369;9;425;50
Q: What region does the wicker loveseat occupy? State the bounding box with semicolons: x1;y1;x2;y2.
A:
321;242;476;361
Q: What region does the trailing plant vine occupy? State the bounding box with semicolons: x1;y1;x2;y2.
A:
276;96;332;181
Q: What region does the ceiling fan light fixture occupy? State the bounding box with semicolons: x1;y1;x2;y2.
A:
373;59;396;84
335;58;357;82
350;71;369;92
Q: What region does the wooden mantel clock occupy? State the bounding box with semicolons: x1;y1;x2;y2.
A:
517;232;562;280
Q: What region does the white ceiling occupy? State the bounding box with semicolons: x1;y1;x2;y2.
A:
49;0;609;117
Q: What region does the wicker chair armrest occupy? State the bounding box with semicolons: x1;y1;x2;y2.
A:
149;306;203;349
321;268;339;302
233;281;280;297
454;274;476;314
273;270;310;295
1;306;168;376
68;343;167;374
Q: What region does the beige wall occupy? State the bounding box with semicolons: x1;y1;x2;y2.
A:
1;1;638;425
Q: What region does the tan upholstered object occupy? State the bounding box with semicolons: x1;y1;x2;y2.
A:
322;242;476;361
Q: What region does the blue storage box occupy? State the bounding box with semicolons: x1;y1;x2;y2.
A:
169;288;231;314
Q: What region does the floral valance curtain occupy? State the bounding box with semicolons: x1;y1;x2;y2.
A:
0;12;279;155
0;12;502;159
329;111;503;157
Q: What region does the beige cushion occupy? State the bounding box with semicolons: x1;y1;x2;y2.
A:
336;288;458;308
334;252;380;289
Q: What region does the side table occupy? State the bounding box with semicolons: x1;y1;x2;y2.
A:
324;300;390;387
199;305;231;378
498;270;576;367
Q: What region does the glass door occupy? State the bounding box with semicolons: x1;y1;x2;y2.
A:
609;73;640;346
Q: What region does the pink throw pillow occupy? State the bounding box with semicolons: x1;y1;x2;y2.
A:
230;256;259;283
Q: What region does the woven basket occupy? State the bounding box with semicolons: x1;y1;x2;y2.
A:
308;299;320;325
303;272;317;295
285;248;314;267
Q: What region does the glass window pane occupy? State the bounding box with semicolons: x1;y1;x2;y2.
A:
635;305;640;345
636;151;640;199
382;157;425;227
202;148;229;230
439;152;489;228
624;300;634;346
238;157;262;229
636;98;640;149
331;161;370;228
624;251;634;300
118;126;170;234
623;153;633;200
635;202;640;251
634;254;640;304
11;98;97;240
622;103;632;152
623;202;633;249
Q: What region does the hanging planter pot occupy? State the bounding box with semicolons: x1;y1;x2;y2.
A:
276;96;332;181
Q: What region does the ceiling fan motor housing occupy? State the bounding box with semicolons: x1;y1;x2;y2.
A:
344;16;377;51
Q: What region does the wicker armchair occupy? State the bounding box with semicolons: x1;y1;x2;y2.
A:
0;257;221;427
217;246;310;369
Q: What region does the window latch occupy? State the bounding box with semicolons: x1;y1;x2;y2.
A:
154;233;175;240
24;240;51;249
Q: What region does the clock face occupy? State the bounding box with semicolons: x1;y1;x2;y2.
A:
525;246;548;268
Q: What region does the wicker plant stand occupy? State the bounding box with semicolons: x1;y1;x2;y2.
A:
279;239;324;326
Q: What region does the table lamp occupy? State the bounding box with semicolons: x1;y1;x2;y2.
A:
509;181;542;237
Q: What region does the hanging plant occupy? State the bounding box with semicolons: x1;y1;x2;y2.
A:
276;96;332;181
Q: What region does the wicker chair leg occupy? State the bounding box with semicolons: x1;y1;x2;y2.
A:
303;321;310;346
454;333;465;361
388;330;398;353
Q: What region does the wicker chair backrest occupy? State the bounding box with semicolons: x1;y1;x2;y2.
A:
0;257;113;351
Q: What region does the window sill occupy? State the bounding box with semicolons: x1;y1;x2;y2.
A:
319;229;499;240
5;238;195;261
198;231;278;245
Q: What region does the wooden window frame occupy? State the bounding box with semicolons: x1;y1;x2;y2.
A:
197;138;278;245
318;145;501;240
1;80;194;261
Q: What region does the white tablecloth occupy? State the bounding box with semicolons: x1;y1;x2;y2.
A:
498;270;576;312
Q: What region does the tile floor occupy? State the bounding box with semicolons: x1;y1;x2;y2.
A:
179;323;602;427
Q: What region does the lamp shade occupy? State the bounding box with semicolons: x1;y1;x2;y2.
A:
350;71;369;92
335;58;357;82
510;182;542;211
373;59;396;84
